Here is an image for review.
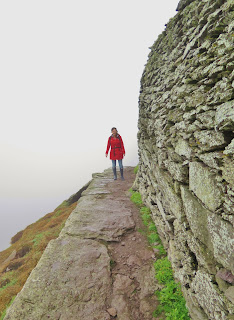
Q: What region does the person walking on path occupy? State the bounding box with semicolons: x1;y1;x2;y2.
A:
105;127;125;180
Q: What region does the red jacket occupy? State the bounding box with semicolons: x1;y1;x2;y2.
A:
106;134;125;160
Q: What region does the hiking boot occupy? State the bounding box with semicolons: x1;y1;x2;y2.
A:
120;168;124;180
112;167;117;180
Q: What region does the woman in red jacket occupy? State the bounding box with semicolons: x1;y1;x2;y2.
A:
105;127;125;180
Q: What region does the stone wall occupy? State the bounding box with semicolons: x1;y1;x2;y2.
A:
134;0;234;319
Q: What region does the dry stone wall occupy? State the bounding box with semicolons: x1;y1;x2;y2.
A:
134;0;234;319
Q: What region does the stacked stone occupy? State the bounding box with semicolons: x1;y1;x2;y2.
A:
135;0;234;319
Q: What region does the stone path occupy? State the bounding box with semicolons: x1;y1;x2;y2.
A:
4;167;158;320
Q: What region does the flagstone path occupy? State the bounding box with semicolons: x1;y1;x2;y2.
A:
4;167;159;320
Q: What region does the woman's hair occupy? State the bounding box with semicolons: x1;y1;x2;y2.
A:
111;127;117;132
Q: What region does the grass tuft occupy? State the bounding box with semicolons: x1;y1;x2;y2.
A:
130;191;143;207
133;165;139;174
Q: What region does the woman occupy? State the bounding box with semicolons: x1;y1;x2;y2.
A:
105;127;125;180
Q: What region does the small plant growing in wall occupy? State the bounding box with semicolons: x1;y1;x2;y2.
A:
133;165;139;174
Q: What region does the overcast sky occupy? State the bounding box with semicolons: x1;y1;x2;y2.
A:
0;0;179;251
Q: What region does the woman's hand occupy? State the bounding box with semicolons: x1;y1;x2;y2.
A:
105;153;108;157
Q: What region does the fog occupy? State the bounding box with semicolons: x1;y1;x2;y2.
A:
0;0;179;251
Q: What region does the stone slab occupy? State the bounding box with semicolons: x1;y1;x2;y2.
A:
60;195;135;242
181;185;213;251
189;161;222;211
4;237;111;320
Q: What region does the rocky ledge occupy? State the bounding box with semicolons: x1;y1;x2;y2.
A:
4;167;158;320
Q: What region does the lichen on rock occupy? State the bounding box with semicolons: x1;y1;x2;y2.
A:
135;0;234;318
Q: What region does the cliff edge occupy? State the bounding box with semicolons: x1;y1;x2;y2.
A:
4;167;158;320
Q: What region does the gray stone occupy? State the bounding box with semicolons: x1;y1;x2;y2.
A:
175;138;193;159
215;100;234;131
186;231;216;275
215;275;230;293
154;164;184;220
196;111;216;129
4;237;112;320
60;195;135;242
207;212;234;273
180;185;213;251
224;286;234;304
223;139;234;156
189;162;222;211
156;196;172;231
198;152;223;170
194;130;227;152
191;271;227;320
222;157;234;188
182;289;209;320
164;159;189;183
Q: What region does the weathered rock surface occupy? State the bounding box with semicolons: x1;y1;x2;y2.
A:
135;0;234;319
5;237;111;320
189;161;222;211
60;194;135;242
4;167;158;320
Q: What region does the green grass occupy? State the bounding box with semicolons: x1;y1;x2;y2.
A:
0;279;17;293
140;206;151;215
129;187;190;320
153;257;190;319
32;233;44;247
154;257;174;284
148;233;161;245
54;209;63;217
110;259;116;270
0;296;16;320
130;191;143;207
133;165;139;174
154;244;167;256
153;258;190;320
148;222;157;232
54;200;69;210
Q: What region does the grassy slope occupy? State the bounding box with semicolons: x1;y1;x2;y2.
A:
0;199;77;318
